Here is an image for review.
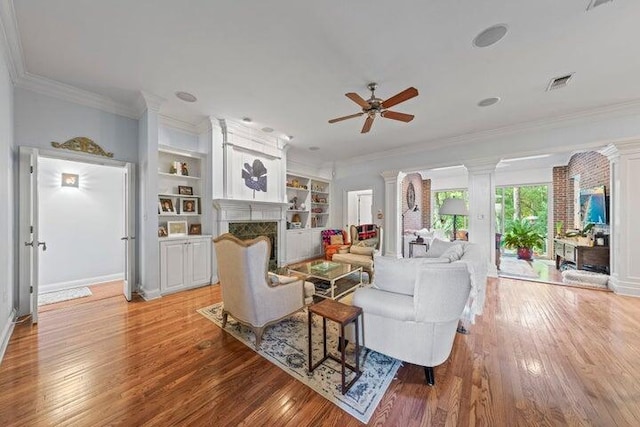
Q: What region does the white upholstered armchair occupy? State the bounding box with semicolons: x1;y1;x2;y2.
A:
351;257;473;385
213;233;314;349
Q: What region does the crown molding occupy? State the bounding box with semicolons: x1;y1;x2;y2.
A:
158;114;204;135
0;0;24;82
17;71;139;119
337;98;640;167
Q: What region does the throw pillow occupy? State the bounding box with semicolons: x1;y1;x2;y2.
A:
425;238;456;257
350;245;374;256
356;238;378;247
330;234;344;245
439;244;464;262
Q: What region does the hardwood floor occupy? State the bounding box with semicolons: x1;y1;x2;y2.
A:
2;277;640;426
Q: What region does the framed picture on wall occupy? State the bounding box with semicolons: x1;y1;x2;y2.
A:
167;221;187;236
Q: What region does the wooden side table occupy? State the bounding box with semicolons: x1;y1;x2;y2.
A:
308;299;362;394
409;240;428;257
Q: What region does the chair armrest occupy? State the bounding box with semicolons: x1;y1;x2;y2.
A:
267;272;301;286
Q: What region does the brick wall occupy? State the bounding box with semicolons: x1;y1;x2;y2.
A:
401;173;422;231
553;151;610;232
422;179;431;229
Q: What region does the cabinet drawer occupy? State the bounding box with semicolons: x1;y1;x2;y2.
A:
563;246;576;262
554;242;564;257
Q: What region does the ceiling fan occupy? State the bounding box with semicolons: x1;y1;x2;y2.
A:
328;83;419;133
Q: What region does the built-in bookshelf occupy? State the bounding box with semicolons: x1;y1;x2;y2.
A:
285;173;330;229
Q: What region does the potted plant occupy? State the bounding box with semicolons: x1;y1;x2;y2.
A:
503;218;545;260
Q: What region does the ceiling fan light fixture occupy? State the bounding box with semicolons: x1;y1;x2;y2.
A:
473;24;508;48
175;91;197;103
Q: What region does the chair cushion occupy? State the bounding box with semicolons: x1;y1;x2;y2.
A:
353;287;415;321
330;234;344;245
425;238;455;257
373;256;441;296
350;245;374;256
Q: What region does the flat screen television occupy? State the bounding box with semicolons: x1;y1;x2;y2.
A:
579;185;607;225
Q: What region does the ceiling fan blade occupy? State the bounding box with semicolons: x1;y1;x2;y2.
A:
361;115;375;133
346;92;370;108
328;112;364;124
381;110;415;122
381;87;419;109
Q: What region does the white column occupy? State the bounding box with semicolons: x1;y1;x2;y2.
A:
603;140;640;296
381;170;402;258
136;91;164;300
464;159;500;277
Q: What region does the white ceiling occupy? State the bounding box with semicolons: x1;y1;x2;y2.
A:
11;0;640;161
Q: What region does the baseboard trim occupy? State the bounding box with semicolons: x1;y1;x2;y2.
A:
609;276;640;297
0;309;17;364
139;287;161;301
39;273;124;294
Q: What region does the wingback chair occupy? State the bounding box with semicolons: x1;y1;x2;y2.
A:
213;233;314;349
321;228;350;260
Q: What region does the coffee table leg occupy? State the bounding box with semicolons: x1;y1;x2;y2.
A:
308;310;313;371
355;316;360;375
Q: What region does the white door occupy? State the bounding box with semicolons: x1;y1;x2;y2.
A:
121;163;136;301
19;147;44;324
358;193;373;224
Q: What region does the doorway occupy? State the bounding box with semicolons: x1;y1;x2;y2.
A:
347;189;373;225
19;147;136;323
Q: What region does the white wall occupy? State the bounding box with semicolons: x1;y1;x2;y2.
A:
14;88;138;163
159;126;199;152
38;157;125;292
0;33;15;360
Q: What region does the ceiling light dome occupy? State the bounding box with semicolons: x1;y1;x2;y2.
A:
473;24;508;48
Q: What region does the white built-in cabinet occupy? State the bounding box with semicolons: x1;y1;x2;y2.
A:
158;145;212;294
160;236;212;294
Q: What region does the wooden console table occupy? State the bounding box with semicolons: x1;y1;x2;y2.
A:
554;239;609;271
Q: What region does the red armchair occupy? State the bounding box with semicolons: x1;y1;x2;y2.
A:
321;229;350;260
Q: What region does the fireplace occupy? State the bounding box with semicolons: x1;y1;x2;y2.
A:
229;221;278;270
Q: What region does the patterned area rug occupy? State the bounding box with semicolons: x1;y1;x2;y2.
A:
499;256;539;279
198;302;401;423
38;286;92;306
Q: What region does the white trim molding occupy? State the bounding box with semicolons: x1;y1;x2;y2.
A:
39;273;125;294
0;308;17;364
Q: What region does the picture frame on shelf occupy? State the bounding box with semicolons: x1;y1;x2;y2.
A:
158;225;168;237
188;223;202;235
181;197;198;214
167;221;188;236
178;185;193;196
159;198;175;213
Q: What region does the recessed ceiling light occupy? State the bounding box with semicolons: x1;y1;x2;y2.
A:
473;24;508;48
478;97;501;107
175;91;197;103
309;146;320;151
547;73;574;91
262;127;274;133
242;117;252;123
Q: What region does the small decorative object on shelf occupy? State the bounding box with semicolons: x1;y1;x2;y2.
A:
158;225;168;237
181;162;189;176
181;198;198;214
172;161;182;175
159;198;175;213
169;164;177;174
188;223;202;235
167;221;188;236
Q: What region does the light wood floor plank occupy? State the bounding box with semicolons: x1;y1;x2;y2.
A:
2;278;640;426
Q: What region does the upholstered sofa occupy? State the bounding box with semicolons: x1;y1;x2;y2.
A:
348;239;488;385
332;224;383;281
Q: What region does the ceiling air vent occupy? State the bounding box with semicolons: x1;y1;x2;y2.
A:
587;0;613;11
547;73;574;91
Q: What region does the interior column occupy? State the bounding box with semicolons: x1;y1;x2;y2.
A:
464;159;500;277
603;140;640;296
381;170;402;258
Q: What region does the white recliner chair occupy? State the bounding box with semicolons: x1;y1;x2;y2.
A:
213;233;314;349
351;258;473;385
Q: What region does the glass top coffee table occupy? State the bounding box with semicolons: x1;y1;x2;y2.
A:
288;260;363;300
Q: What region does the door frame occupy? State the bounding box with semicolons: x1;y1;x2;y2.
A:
18;146;136;321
